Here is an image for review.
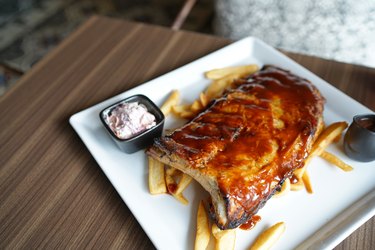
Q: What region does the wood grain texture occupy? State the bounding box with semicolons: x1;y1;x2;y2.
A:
0;16;374;249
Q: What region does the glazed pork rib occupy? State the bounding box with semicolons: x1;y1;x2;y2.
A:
147;65;325;229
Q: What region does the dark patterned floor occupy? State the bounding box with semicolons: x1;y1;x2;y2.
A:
0;0;214;95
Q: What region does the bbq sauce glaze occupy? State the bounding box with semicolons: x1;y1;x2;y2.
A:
165;65;325;228
240;215;262;230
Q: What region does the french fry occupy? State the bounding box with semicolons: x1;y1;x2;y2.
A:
309;121;348;158
302;170;313;193
290;179;305;191
289;122;349;193
191;99;203;112
273;178;290;198
293;165;306;180
320;151;354;172
172;101;201;119
160;90;180;116
195;201;211;250
148;157;167;194
333;133;342;143
205;73;240;100
172;192;188;205
179;110;196;119
175;173;193;195
165;166;189;205
212;224;236;250
204;64;259;80
165;166;180;185
199;92;209;107
172;104;192;118
172;104;196;119
249;222;286;250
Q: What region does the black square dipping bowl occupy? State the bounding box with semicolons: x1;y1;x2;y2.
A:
99;94;165;154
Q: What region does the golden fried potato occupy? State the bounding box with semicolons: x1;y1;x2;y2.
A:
320;151;354;172
204;73;240;100
199;92;209;107
249;222;286;250
204;64;259;80
290;122;349;193
160;90;180;116
191;99;203;112
292;166;306;180
165;166;189;205
290;179;305;191
310;121;348;158
195;201;211;250
212;224;236;250
175;173;193;195
148;157;167;194
179;110;196;119
302;170;313;194
172;103;190;115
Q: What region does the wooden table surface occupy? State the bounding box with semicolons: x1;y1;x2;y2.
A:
1;16;374;249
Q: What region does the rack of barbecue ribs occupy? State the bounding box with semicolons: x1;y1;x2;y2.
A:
147;65;325;229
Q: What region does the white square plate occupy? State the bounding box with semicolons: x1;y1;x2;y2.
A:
70;37;375;250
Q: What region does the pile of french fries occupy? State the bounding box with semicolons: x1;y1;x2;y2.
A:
275;121;352;196
147;64;354;250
